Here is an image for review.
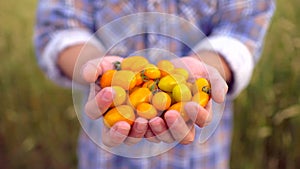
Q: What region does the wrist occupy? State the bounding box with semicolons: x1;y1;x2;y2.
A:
190;51;232;84
57;43;104;84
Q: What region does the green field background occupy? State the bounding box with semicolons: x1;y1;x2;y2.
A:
0;1;299;169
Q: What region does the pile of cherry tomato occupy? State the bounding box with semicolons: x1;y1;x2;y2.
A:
97;56;211;128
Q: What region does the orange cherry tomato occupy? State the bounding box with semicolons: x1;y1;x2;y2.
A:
103;105;135;128
129;86;140;95
121;56;149;72
111;70;137;90
128;87;152;108
136;103;158;120
135;72;144;86
143;64;161;79
151;92;171;111
100;69;116;88
157;60;174;77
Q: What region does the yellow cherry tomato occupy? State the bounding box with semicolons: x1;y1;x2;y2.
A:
111;70;137;90
172;83;192;102
100;69;116;88
172;68;189;81
167;92;176;105
168;102;189;122
192;92;210;107
136;103;158;120
110;86;127;107
103;105;135;128
128;87;152;108
191;78;211;107
157;60;175;77
192;78;211;95
121;56;149;72
158;74;186;92
186;82;193;90
151;91;171;111
143;64;161;79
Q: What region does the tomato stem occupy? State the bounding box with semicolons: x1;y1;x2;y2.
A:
202;86;211;95
150;79;159;92
113;61;121;70
141;70;149;82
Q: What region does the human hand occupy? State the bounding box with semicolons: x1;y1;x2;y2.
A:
82;56;148;147
146;56;228;144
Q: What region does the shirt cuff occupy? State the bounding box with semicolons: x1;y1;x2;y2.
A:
193;35;254;99
40;29;105;87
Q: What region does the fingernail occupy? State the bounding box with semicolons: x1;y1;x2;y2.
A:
149;118;163;132
112;122;130;134
154;125;162;132
102;89;114;102
136;122;146;131
164;111;179;124
152;120;163;132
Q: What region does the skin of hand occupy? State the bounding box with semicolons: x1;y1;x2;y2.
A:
58;43;230;146
58;44;148;147
82;56;149;147
146;53;230;144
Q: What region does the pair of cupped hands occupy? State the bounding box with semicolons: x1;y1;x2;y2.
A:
82;56;228;147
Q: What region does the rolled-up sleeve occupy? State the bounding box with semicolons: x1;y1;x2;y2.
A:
34;0;104;87
194;0;275;98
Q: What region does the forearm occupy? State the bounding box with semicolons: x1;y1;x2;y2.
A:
34;0;100;87
57;43;104;84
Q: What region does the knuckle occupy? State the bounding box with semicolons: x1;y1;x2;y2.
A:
84;102;99;120
180;134;194;145
180;139;193;145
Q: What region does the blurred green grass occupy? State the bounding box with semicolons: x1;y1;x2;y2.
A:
0;1;78;169
0;0;300;169
232;1;300;168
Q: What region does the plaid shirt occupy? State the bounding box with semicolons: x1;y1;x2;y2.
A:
34;0;275;168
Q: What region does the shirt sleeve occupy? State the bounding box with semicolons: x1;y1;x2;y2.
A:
194;0;275;98
34;0;105;87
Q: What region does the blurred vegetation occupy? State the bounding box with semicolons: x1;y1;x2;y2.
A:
0;1;78;169
0;0;299;169
231;0;300;169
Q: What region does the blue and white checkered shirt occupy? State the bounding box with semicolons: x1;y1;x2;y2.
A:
34;0;275;168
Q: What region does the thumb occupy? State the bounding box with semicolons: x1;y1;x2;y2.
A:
81;60;103;83
81;56;123;83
